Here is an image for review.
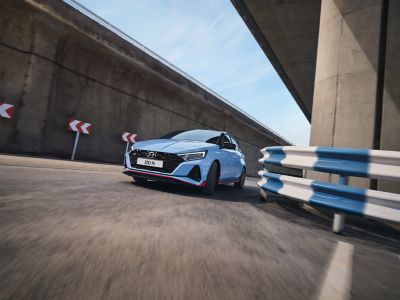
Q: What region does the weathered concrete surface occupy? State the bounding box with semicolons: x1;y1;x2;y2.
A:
309;0;383;189
311;0;382;148
0;0;288;177
0;156;399;299
379;0;400;193
231;0;321;120
308;0;400;193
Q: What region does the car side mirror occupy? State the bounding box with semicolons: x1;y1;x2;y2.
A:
222;142;236;150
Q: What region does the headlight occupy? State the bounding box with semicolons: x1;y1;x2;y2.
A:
178;151;207;161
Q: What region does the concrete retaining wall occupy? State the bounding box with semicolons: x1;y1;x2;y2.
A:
0;0;289;176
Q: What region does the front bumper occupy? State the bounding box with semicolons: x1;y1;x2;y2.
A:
123;168;206;187
123;152;208;187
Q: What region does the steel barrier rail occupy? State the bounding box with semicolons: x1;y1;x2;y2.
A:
259;146;400;180
258;171;400;223
257;146;400;233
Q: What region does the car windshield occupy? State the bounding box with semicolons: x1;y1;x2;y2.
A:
160;129;221;144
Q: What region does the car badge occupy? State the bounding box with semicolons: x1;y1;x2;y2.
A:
147;151;156;159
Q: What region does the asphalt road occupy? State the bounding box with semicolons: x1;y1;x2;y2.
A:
0;155;399;299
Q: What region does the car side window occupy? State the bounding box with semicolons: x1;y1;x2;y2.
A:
206;136;220;144
228;135;241;152
221;134;230;145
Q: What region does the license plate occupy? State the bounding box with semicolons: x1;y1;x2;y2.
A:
137;157;163;168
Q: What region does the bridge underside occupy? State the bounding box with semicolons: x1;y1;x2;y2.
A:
231;0;321;121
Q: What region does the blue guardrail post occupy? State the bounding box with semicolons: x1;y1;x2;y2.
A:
333;175;348;233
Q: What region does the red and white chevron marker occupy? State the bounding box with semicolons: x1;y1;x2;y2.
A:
68;119;92;135
121;132;137;143
0;101;14;119
67;118;93;161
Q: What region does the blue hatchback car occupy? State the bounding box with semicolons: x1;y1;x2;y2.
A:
123;129;246;194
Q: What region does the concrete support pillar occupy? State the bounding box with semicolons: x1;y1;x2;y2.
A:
310;0;388;189
379;0;400;193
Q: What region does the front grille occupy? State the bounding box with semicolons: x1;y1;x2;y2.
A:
129;150;185;174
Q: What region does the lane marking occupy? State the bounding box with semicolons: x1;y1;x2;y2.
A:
318;241;354;300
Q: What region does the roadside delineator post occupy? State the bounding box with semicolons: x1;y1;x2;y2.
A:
68;119;92;161
333;175;348;234
121;131;137;161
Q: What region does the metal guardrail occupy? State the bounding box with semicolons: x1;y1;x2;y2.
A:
258;146;400;233
259;146;400;180
61;0;291;145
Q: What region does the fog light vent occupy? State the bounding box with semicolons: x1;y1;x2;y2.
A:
187;166;201;182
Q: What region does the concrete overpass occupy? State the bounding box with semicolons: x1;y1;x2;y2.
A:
0;0;290;176
231;0;321;121
231;0;400;192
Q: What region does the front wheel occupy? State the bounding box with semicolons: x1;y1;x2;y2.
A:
202;162;218;195
234;168;246;188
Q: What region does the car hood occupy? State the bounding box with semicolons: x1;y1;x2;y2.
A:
133;139;217;153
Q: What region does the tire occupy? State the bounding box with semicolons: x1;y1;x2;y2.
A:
133;176;147;185
234;168;246;188
202;162;218;195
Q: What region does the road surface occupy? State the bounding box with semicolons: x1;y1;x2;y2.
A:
0;155;399;299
